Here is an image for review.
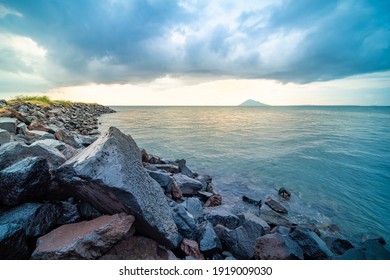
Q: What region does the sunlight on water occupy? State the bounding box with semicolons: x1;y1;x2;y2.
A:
99;106;390;244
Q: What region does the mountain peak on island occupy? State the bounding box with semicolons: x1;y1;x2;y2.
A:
239;99;269;107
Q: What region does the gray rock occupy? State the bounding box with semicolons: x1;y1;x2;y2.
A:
31;214;135;260
26;130;56;140
78;201;102;220
73;134;98;147
197;191;214;201
173;173;203;195
242;195;261;206
239;212;270;235
56;127;181;248
0;129;11;146
31;139;78;160
205;209;240;229
147;170;174;192
324;237;354;255
0;203;61;237
198;221;222;256
153;163;180;173
175;159;194;177
0;141;66;170
259;209;294;227
278;187;291;200
270;225;291;235
57;201;80;225
254;233;304;260
180;197;204;223
172;204;198;240
17;123;27;135
0;117;18;133
0;223;30;259
265;197;288;214
0;157;51;206
289;226;334;259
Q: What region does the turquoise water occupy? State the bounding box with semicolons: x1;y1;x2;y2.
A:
99;106;390;245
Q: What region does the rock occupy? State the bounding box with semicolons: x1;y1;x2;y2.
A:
180;238;205;260
171;178;183;200
323;237;354;255
147;170;174;192
180;197;204;223
140;148;149;163
57;201;80;225
28;120;55;133
17;123;27;135
333;248;368;260
73;134;98;147
204;194;222;207
78;201;102;220
289;226;333;260
153;164;180;173
259;209;294;227
56;127;181;248
173;174;203;195
360;238;390;260
254;233;304;260
270;225;291;235
198;221;222;256
0;141;66;170
195;174;213;191
0;108;31;125
197;191;214;201
0;129;11;146
0;157;51;206
265;197;288;214
0;99;6;107
31;139;78;160
0;223;30;259
172;204;198;240
31;214;135;260
26;130;56;140
175;159;194;177
0;202;61;237
239;212;271;235
205;209;240;230
148;154;163;164
100;236;178;260
242;195;261;206
0;117;18;133
54;129;82;149
278;187;291;200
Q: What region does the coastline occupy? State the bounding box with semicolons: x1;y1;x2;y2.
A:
1;99;389;260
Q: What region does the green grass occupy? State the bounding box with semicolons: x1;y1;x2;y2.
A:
9;95;74;107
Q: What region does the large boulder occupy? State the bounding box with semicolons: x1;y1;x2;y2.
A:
172;204;198;240
180;197;204;223
146;170;174;192
289;226;333;259
0;129;11;146
173;173;203;195
198;221;222;256
0;141;66;170
205;209;240;230
254;233;304;260
0;117;18;133
0;157;51;206
0;223;30;259
55;127;181;248
31;214;135;260
0;203;61;238
31;139;78;160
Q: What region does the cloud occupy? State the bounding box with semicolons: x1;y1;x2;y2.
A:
0;0;389;92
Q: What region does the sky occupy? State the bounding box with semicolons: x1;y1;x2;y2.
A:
0;0;389;106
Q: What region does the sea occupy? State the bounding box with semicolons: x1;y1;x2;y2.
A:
99;106;390;245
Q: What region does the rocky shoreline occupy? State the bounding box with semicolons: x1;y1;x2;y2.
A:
0;99;389;260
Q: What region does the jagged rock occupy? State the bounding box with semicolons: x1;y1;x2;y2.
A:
0;141;66;170
100;236;178;260
197;191;214;201
259;209;294;227
265;197;288;214
0;117;18;133
26;130;56;141
0;223;30;259
28;120;54;133
180;238;204;260
171;178;183;200
17;123;27;135
73;134;98;147
270;225;291;235
152;164;180;173
242;195;261;206
78;201;102;220
204;194;222;207
323;237;354;255
278;187;291;200
31;139;78;160
56;127;181;248
31;214;135;260
57;201;80;225
175;159;194;177
147;170;173;192
54;129;82;149
0;203;61;237
205;209;240;230
0;157;51;206
289;226;333;260
173;173;203;195
172;204;198;240
239;212;271;235
180;197;204;223
0;108;31;125
198;221;222;256
195;174;212;191
0;129;11;146
254;233;304;260
360;238;390;260
140;148;149;163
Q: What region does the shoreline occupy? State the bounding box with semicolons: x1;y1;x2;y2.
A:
1;99;389;260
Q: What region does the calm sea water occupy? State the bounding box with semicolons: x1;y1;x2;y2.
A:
99;106;390;245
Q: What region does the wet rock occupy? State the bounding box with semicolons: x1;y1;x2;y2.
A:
56;127;181;249
278;187;291;200
0;117;18;133
289;226;333;260
360;237;390;260
0;141;66;170
195;174;213;192
242;195;261;206
175;159;194;177
205;209;240;230
100;236;178;260
259;209;294;227
323;237;354;255
180;197;204;223
239;212;271;235
255;233;303;260
31;214;135;260
172;204;198;240
180;238;204;260
147;170;173;192
333;248;367;260
265;198;288;214
0;157;51;206
0;223;30;259
31;139;78;160
197;191;214;202
198;221;222;256
0;129;11;146
204;194;222;207
173;173;203;195
0;202;61;237
153;164;180;173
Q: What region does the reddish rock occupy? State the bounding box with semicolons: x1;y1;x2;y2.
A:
31;213;135;260
171;178;183;200
180;238;205;260
254;233;304;260
28;120;54;133
100;236;178;260
204;194;222;207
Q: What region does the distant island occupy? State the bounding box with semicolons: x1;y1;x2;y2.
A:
239;99;269;107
